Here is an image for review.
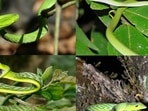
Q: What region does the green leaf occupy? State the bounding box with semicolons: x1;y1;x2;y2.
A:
60;76;76;84
0;14;19;29
76;39;95;55
90;2;109;10
51;69;68;82
63;84;76;99
40;90;52;100
76;23;100;55
98;14;112;27
46;98;72;109
47;84;64;100
110;24;148;54
124;6;148;36
85;0;91;4
91;28;108;55
42;66;53;81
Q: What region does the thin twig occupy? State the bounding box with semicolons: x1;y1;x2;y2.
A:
54;2;61;55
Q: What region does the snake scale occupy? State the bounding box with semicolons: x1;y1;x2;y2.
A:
87;102;147;111
0;63;42;94
0;105;37;111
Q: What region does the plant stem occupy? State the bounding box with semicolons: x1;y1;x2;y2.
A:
54;2;61;55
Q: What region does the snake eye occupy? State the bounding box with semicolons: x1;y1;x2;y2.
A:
135;105;138;107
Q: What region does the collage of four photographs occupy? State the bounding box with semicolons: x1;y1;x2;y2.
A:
0;0;148;111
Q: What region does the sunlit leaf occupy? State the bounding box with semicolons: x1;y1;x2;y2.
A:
108;24;148;55
124;6;148;36
76;23;100;55
0;14;19;29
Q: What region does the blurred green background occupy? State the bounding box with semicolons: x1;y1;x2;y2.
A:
0;55;75;76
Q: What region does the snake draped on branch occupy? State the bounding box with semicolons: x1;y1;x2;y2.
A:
0;63;42;94
88;0;148;55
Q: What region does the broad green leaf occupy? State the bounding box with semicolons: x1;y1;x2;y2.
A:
40;90;52;100
85;0;91;4
91;28;108;55
63;84;76;99
60;76;76;84
0;14;19;29
110;24;148;55
76;23;100;55
47;84;64;100
76;39;95;55
98;14;112;27
123;6;148;36
86;1;111;26
51;69;68;82
90;2;109;10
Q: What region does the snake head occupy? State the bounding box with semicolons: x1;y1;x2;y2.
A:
126;102;147;110
0;63;10;78
115;102;147;111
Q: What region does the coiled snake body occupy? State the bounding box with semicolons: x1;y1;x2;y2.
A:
0;63;42;94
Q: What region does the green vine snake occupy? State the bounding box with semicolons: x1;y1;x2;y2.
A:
0;0;75;44
87;102;147;111
89;0;148;55
0;63;42;94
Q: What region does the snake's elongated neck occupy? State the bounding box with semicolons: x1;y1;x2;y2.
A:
106;8;138;55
